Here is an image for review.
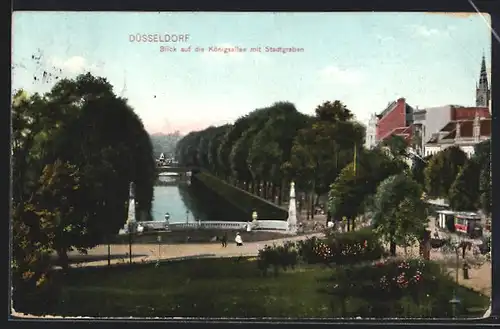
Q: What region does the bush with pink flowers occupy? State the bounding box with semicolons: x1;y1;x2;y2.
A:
297;228;385;265
323;258;488;317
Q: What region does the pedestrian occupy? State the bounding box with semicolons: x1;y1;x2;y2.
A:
235;232;243;247
221;232;228;247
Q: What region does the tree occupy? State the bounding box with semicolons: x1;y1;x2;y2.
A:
373;174;428;256
448;159;480;211
473;140;491;215
291;101;365;218
328;148;406;231
230;127;258;190
247;102;308;203
216;116;252;180
196;126;218;169
25;160;86;268
424;146;467;199
381;135;408;159
479;158;491;216
12;73;156;270
328;162;363;228
207;125;231;175
177;131;201;167
150;132;183;159
411;154;432;189
314;100;353;122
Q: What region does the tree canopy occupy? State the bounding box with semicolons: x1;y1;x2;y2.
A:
175;100;366;214
328;146;407;230
12;73;156;311
372;174;428;256
424;146;467;199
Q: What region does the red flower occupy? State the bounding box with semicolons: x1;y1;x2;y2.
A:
363;240;368;248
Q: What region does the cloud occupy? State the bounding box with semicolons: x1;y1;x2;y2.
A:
320;65;363;85
375;34;395;43
49;56;101;74
410;25;459;39
412;25;442;37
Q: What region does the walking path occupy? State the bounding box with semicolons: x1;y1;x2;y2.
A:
67;232;324;268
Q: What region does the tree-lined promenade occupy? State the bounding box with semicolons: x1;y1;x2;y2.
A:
176;100;492;253
176;101;366;219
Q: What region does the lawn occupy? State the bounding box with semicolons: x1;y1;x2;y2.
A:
52;257;489;318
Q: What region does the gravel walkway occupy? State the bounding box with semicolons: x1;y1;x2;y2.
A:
66;233;324;268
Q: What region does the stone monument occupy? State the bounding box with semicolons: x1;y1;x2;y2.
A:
125;182;137;233
287;181;298;234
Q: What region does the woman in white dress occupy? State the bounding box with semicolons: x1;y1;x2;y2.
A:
235;232;243;246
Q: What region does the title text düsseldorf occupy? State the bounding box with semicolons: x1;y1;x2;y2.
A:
208;46;304;54
129;34;190;42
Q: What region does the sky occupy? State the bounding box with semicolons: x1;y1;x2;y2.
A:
12;12;492;134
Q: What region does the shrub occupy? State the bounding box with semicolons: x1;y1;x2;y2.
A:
323;258;488;317
299;228;384;265
12;264;62;315
296;236;324;264
257;242;299;276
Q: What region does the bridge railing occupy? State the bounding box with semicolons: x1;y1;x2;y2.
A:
137;219;289;232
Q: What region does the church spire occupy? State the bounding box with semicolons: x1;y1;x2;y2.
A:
476;53;490;107
480;53;488;85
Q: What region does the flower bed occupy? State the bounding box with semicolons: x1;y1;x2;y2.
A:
297;228;385;265
257;228;385;274
324;258;488;317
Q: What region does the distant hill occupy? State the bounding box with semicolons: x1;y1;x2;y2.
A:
150;131;183;159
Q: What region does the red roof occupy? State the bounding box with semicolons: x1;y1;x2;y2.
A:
379;126;413;143
427;118;491;143
453;107;490;121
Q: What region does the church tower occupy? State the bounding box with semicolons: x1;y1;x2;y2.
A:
476;54;490;108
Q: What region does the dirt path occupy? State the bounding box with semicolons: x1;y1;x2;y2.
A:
67;233;324;268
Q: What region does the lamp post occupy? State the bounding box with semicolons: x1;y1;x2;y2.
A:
164;213;170;231
450;294;461;318
156;235;162;267
449;239;461;318
107;237;111;267
127;220;137;264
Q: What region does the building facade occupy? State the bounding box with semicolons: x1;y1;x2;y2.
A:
424;114;491;158
375;98;415;143
418;55;490;156
412;106;452;155
365;113;378;149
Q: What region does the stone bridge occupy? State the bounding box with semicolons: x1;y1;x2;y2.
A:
157;166;194;174
136;220;290;232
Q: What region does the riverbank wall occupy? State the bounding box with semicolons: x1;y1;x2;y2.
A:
192;172;288;221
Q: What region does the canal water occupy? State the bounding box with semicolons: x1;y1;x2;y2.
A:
150;177;247;224
151;185;200;224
